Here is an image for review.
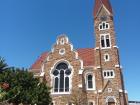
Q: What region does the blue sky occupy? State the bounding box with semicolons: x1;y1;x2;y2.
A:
0;0;140;101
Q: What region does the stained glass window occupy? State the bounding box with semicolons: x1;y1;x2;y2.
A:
53;63;71;93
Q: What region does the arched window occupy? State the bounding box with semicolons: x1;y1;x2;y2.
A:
106;35;110;47
101;36;105;47
86;74;95;90
88;100;95;105
52;63;71;93
87;75;93;89
88;101;94;105
100;34;111;48
99;21;110;30
107;97;116;105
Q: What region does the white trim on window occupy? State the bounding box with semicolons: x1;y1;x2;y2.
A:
59;48;65;55
104;53;110;62
56;35;69;45
100;33;111;49
52;67;71;94
88;100;95;105
60;38;65;45
50;60;73;95
99;21;110;31
85;72;96;90
103;70;115;79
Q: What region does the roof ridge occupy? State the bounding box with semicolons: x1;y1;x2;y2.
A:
77;48;94;50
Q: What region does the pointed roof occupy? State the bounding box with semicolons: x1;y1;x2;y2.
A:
31;51;48;70
94;0;113;17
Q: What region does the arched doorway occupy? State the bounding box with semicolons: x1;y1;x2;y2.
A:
106;97;116;105
108;102;115;105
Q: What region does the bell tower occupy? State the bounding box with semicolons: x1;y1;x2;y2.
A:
93;0;128;105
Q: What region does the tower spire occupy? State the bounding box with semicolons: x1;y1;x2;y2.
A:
94;0;113;18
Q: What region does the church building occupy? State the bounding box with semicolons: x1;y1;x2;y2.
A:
30;0;128;105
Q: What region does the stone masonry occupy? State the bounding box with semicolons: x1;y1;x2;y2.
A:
30;0;128;105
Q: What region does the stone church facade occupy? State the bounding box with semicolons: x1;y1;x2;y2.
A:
30;0;128;105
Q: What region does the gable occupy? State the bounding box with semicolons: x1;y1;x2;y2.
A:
97;6;111;17
31;48;95;73
30;36;95;73
94;0;113;18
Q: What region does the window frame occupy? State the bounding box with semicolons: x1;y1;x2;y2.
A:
103;70;115;79
88;100;95;105
86;73;96;90
99;21;110;31
87;74;93;89
104;53;110;62
59;48;65;55
100;34;111;49
51;62;72;95
60;38;65;45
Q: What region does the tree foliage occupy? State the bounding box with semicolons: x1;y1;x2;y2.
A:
0;68;52;105
0;57;8;73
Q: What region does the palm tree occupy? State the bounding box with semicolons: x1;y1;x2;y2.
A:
0;57;8;73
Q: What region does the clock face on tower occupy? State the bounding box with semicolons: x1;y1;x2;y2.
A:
100;16;107;21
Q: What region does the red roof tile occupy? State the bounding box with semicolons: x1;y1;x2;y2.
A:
30;48;95;72
31;51;48;70
94;0;113;17
77;48;95;66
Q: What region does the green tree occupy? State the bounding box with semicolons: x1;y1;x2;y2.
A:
0;57;8;73
0;68;52;105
